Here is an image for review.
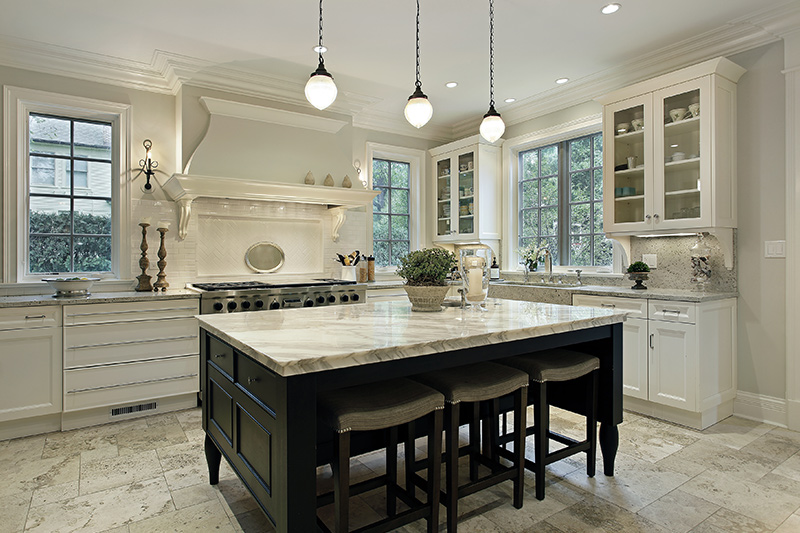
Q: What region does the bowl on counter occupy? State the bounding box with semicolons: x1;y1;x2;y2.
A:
42;277;100;297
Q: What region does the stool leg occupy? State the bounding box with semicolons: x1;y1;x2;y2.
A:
533;381;548;501
387;426;398;516
587;370;599;478
489;399;501;466
446;402;460;533
428;409;443;533
332;430;350;533
513;386;528;509
469;402;480;482
405;420;416;500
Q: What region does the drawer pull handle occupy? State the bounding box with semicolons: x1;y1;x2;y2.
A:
650;333;654;349
66;373;198;394
67;335;197;350
213;353;226;359
25;315;47;319
663;309;682;316
67;306;197;318
247;377;259;385
600;303;616;308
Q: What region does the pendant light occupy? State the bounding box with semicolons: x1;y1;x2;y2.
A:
305;0;338;110
404;0;433;128
479;0;505;143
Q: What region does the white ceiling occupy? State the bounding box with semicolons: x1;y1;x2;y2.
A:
0;0;794;130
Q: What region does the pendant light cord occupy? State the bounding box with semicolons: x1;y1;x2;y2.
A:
318;0;324;64
415;0;421;88
489;0;495;107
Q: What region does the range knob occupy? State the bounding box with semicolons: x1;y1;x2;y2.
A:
304;299;314;307
227;301;238;311
316;295;326;304
241;300;251;310
341;294;349;303
255;300;264;308
328;295;336;303
213;302;224;312
269;300;281;310
351;293;360;302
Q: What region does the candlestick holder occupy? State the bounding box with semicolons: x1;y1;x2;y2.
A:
135;223;154;292
153;227;169;291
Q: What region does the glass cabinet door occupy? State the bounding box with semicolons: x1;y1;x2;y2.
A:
436;157;452;237
655;79;708;228
456;151;475;235
606;94;652;231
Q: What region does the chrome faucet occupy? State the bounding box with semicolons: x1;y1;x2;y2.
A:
575;269;583;286
542;250;553;282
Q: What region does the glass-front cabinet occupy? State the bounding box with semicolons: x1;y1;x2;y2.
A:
600;57;745;235
431;136;500;245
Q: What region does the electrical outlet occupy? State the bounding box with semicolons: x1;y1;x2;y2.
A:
765;240;786;258
642;254;657;268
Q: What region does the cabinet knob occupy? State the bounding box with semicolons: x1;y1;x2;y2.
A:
645;215;652;221
653;213;660;220
247;376;259;385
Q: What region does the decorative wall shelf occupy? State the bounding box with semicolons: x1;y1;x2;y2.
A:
158;173;378;240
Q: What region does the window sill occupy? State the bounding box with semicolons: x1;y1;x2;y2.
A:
1;279;136;297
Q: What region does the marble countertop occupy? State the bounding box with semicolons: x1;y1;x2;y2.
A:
490;281;736;302
0;289;199;308
196;298;626;377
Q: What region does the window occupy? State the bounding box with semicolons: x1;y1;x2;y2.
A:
28;114;113;274
519;132;612;267
372;159;410;267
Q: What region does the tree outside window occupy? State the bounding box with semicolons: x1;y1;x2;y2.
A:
372;159;411;267
519;132;612;267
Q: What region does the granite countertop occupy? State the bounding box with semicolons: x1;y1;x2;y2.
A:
196;298;626;377
0;289;199;308
490;281;736;303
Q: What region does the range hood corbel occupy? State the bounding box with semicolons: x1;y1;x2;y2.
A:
158;173;379;240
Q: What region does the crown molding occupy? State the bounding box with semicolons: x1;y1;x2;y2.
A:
352;107;454;143
199;96;347;133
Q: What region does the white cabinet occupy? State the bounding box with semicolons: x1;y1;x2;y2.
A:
62;298;199;429
430;136;501;246
573;294;736;429
0;307;61;427
597;57;745;243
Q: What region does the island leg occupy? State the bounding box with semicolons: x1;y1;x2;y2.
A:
205;434;222;485
599;423;619;476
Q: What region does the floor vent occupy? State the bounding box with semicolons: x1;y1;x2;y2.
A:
111;402;158;417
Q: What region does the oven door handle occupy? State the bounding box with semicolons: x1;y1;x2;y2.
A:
282;298;302;308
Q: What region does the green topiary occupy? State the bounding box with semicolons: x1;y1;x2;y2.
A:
396;248;457;286
627;261;651;273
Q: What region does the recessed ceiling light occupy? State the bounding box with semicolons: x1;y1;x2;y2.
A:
313;45;327;53
504;98;516;103
445;81;458;88
555;77;569;84
601;3;620;15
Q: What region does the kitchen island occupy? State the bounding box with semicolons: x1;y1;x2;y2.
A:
197;298;626;532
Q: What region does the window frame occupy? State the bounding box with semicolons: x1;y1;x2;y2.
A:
502;114;622;275
371;158;411;268
365;143;425;274
3;86;131;283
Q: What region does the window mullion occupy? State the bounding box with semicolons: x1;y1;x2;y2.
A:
558;140;569;265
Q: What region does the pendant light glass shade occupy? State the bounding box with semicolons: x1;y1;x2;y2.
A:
480;105;505;143
405;87;433;128
306;0;337;111
305;61;338;110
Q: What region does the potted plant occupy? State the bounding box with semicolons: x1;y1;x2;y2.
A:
627;261;651;290
396;248;457;311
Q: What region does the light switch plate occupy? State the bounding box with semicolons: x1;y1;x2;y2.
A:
642;254;657;268
765;240;786;258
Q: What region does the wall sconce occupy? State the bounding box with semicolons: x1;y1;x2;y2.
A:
139;139;159;191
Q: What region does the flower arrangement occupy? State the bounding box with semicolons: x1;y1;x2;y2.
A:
518;243;543;271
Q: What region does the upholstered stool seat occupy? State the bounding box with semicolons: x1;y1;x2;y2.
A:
411;362;529;533
317;378;445;533
502;348;600;501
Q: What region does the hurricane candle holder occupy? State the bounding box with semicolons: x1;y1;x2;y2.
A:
459;247;491;309
135;222;153;292
153;227;169;291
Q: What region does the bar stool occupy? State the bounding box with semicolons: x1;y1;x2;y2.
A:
501;348;600;500
317;378;445;533
411;362;529;533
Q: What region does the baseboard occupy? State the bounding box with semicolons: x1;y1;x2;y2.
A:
61;393;197;431
733;390;787;427
0;413;61;441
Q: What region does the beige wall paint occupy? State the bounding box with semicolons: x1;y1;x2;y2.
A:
730;42;787;398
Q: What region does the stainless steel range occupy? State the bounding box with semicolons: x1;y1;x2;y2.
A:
189;279;365;314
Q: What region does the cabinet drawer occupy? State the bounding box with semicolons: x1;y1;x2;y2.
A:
207;335;235;377
64;317;198;368
573;295;647;319
0;306;60;331
63;355;199;412
236;353;281;414
64;298;198;326
649;301;696;324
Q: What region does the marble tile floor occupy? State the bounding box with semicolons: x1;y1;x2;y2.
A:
3;408;800;533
